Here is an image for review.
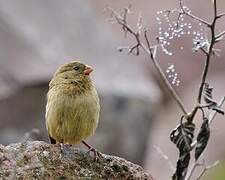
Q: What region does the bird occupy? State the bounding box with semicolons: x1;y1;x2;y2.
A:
45;61;100;155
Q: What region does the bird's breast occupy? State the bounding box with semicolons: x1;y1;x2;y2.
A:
45;86;100;144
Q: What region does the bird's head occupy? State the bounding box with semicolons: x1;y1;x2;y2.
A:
49;61;94;90
54;61;93;79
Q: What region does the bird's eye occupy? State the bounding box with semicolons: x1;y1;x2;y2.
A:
74;66;80;71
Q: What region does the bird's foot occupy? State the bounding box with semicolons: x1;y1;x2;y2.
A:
87;147;101;160
82;140;101;161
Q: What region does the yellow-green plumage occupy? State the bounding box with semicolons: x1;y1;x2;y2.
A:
45;61;100;144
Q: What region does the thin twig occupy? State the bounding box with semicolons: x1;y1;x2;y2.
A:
185;160;219;180
196;160;220;180
144;29;151;53
107;7;188;115
199;47;209;56
213;0;218;18
186;96;225;180
217;12;225;19
216;31;225;40
197;54;211;103
140;42;188;115
107;2;225;179
153;145;175;173
197;0;218;103
209;96;225;124
190;96;225;151
184;161;204;180
179;0;211;27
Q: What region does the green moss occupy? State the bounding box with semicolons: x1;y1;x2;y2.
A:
1;142;150;179
37;150;102;179
16;156;29;167
40;155;49;164
111;164;122;172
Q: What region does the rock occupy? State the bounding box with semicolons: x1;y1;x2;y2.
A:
0;141;154;179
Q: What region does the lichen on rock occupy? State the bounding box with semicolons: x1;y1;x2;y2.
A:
0;141;154;179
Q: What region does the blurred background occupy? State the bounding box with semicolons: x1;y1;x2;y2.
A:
0;0;224;179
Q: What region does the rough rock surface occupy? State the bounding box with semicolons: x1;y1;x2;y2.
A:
0;141;154;179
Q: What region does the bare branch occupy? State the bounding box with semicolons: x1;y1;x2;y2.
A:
216;31;225;41
107;2;225;179
179;0;211;27
196;160;220;180
144;29;151;51
107;7;188;115
185;160;219;180
199;47;209;56
190;96;225;150
217;12;225;19
197;0;218;103
213;0;218;18
153;145;175;173
141;43;188;115
186;96;225;180
209;96;225;124
197;55;211;103
184;160;204;180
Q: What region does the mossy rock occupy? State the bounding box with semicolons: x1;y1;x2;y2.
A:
0;141;154;180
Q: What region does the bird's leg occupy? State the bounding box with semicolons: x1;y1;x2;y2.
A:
82;140;100;160
48;135;67;152
48;135;71;150
49;135;56;144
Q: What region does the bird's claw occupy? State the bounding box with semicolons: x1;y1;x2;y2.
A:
82;140;101;161
86;147;101;161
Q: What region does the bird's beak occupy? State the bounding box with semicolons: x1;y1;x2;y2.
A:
84;65;93;75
